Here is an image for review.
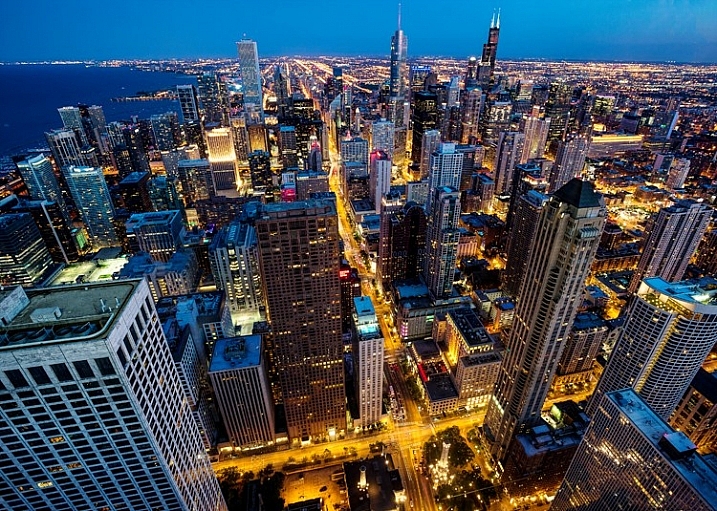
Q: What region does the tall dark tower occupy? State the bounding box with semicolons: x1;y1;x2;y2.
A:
478;9;500;90
389;3;408;99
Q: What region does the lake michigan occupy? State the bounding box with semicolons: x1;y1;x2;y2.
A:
0;64;198;157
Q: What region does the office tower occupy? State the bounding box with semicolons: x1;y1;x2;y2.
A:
150;111;180;151
426;143;463;213
14;154;65;209
502;190;548;296
229;117;250;162
480;99;513;146
378;198;426;290
389;3;407;99
411;90;438;164
478;10;500;89
371;118;395;158
0;281;227;511
205;127;238;191
549;133;590;192
340;264;362;334
274;64;292;119
120;251;198;302
521;112;550;161
424;186;461;300
628;199;711;293
295;171;329;200
666;157;691;190
408;64;431;99
125;210;185;262
544;81;573;144
177;159;213;206
209;222;263;312
369;150;391;212
121;124;150;174
248;150;272;190
340;137;369;165
208;336;275;449
588;276;717;421
0;213;54;286
307;140;323;172
45;128;95;168
554;312;608;386
352;296;385;428
418;129;441;179
57;105;90;147
279;125;299;169
116;171;153;213
197;71;229;125
255;199;346;442
552;390;717;511
148;175;183;213
484;179;605;464
63;166;118;247
9;197;80;264
670;368;717;454
696;221;717;274
237;39;263;121
493;131;526;195
460;88;484;144
177;84;200;123
182;121;207;157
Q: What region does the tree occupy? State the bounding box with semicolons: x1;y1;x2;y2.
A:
217;467;244;511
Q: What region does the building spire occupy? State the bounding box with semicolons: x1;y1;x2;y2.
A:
397;2;402;31
497;8;501;29
491;9;495;28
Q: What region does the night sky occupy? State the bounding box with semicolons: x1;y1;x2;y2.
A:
2;0;716;62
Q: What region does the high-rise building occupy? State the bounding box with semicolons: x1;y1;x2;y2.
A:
248;150;272;191
205;127;238;191
378;197;426;290
209;222;263;313
483;179;605;465
125;210;185;262
628;199;711;293
521;112;550;161
460;88;484;144
208;336;275;449
552;389;717;511
45;128;97;168
370;118;395;158
389;4;407;99
426;143;463;213
666;157;691;190
255;199;346;442
116;171;153;214
418;129;442;180
14;154;65;209
197;72;229;125
549;133;590;192
493;131;526;195
237;39;263;121
0;213;54;287
352;296;385;428
177;159;213;206
696;220;717;274
478;10;500;89
424;186;461;300
588;276;717;421
63;165;118;247
177;84;201;123
279;125;299;169
554;312;608;386
411;90;438;164
544;81;573;145
502;190;548;296
670;368;717;455
369;150;392;212
0;280;227;510
150;111;181;151
340;137;369;165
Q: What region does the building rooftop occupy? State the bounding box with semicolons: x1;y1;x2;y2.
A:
553;178;603;209
425;373;459;402
460;351;502;367
209;335;262;372
572;312;607;331
125;210;180;228
0;280;141;349
119;171;149;185
608;389;717;505
448;307;494;348
261;198;336;218
344;455;403;511
690;368;717;404
641;276;717;313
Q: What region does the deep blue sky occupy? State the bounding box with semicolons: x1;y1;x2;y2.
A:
2;1;716;63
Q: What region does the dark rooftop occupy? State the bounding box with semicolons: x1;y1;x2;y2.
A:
553;178;603;209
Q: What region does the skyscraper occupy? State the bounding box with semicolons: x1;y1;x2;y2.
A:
493;131;526;195
410;90;438;164
483;179;605;465
478;10;500;89
628;199;711;293
521;112;550;161
418;129;442;180
426;142;463;213
197;71;229;125
255;199;346;442
176;84;200;123
552;389;717;511
370;118;395;158
424;186;461;300
14;154;65;208
205;127;238;191
45;128;97;168
389;3;407;99
0;280;227;510
587;276;717;421
125;210;185;262
377;197;426;291
62;165;118;247
0;213;54;287
237;39;264;121
549;133;590;192
369;150;392;212
352;296;385;428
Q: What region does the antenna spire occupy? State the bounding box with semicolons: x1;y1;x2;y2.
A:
497;8;501;29
398;2;402;31
491;9;495;28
